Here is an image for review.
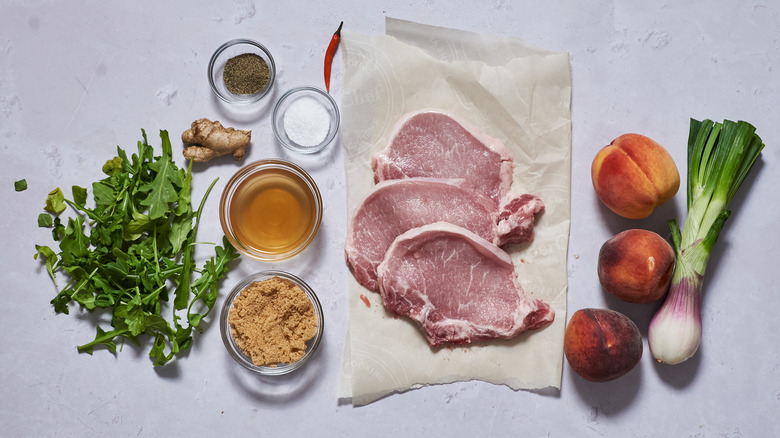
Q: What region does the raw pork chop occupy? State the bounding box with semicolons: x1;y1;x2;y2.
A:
377;222;554;346
345;178;544;292
372;110;515;205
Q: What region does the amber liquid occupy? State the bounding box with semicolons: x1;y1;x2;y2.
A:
229;168;318;256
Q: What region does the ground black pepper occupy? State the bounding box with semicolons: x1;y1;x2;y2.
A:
223;53;270;95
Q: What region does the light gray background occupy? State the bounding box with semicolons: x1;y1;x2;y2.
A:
2;1;777;436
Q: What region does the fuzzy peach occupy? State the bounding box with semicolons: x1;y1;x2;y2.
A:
591;133;680;219
563;308;643;382
598;229;675;304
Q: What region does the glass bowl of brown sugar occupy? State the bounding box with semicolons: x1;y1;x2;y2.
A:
220;270;324;375
208;39;276;105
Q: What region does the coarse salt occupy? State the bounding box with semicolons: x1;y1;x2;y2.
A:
283;96;330;148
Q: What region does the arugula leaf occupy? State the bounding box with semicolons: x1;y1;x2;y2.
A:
51;216;64;241
38;213;53;227
91;181;115;209
72;185;88;206
124;292;148;336
59;217;90;261
149;333;170;366
35;130;238;366
175;163;193;217
173;170;219;310
78;326;126;355
124;211;151;240
138;131;184;220
188;237;239;329
45;188;66;214
102;157;124;176
169;215;192;254
34;244;59;283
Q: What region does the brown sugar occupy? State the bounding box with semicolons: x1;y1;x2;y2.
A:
228;276;317;366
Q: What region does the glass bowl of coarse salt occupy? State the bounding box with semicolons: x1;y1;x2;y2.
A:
272;86;340;154
220;270;324;376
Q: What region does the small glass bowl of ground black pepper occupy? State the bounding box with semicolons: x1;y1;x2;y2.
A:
220;270;324;376
272;86;340;154
208;39;276;105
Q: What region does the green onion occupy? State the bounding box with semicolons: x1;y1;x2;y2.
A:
648;119;764;364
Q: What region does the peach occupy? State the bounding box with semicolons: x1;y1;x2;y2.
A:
591;133;680;219
564;308;643;382
598;229;675;303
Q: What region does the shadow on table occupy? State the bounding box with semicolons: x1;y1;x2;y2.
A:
224;335;329;405
567;332;702;417
652;347;702;388
568;358;643;416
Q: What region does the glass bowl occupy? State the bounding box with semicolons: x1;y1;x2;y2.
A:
272;86;340;154
220;270;324;375
219;159;323;262
208;39;276;105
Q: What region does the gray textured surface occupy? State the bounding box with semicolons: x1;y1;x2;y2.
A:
1;1;778;436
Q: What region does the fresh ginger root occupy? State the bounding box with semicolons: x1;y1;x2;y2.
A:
181;118;251;162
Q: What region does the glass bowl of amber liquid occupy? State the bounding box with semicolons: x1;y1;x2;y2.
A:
208;39;276;105
219;159;323;261
220;270;324;375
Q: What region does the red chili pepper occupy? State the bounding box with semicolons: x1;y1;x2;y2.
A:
324;21;343;93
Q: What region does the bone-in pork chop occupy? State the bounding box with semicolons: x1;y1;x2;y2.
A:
372;110;515;205
376;222;554;347
345;178;544;292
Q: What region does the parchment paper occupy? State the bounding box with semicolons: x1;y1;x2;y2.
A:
338;18;571;406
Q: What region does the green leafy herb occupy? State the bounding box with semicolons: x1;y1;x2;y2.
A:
45;187;66;213
15;179;27;191
35;130;239;366
72;185;87;206
38;213;53;227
